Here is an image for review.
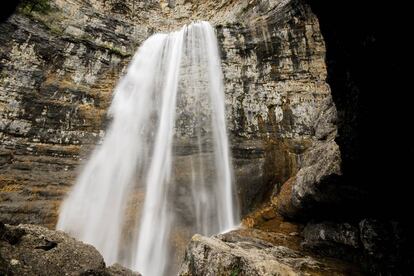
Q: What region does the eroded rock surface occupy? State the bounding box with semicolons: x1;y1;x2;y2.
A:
1;0;410;275
218;0;338;215
0;0;338;225
0;222;139;275
178;228;362;276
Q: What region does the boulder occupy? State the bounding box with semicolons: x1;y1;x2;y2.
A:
178;228;362;276
0;222;139;275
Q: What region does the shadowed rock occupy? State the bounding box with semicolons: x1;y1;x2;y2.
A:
0;222;140;275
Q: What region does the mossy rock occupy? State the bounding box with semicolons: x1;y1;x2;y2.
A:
19;0;51;15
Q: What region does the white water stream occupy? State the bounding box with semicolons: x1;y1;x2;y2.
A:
57;21;238;276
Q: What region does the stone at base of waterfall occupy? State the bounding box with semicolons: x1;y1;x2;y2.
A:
0;223;140;275
107;263;140;276
178;229;363;276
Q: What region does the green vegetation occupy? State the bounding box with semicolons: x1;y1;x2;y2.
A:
48;24;64;36
20;0;51;14
0;70;8;81
105;46;130;57
231;267;241;276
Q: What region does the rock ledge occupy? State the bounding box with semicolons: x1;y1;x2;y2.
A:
179;228;362;276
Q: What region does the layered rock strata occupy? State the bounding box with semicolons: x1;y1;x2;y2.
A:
0;0;337;227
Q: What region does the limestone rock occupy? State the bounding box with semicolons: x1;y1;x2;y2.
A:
217;0;338;215
276;140;341;218
0;0;338;225
0;222;140;275
178;228;362;276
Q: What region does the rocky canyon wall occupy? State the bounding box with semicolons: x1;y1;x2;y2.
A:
1;0;337;225
2;0;412;275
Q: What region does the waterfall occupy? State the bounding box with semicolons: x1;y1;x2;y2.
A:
57;21;238;275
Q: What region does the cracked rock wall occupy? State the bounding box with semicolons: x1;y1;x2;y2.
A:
0;0;339;225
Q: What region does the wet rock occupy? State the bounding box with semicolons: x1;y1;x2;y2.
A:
0;222;139;275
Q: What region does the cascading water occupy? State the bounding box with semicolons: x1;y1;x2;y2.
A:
57;21;238;275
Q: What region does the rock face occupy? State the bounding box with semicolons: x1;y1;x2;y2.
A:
0;222;139;275
217;0;338;216
178;229;362;276
0;0;136;226
301;220;413;274
0;0;337;226
0;0;411;275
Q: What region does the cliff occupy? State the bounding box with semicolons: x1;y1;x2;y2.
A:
1;0;335;227
0;0;412;275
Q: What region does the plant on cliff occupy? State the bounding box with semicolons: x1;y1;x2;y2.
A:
19;0;51;14
231;266;241;276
